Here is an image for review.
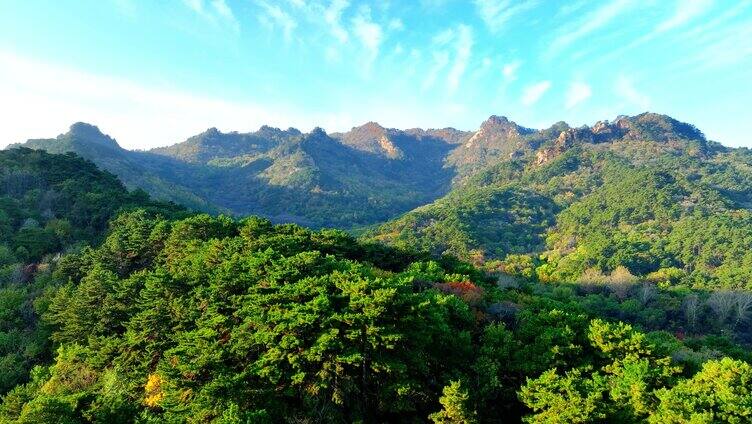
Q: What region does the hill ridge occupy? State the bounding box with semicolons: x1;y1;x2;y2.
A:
7;112;723;230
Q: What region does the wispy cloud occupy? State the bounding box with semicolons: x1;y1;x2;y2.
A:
521;80;551;106
256;1;297;41
351;6;384;68
614;75;650;110
423;25;474;94
548;0;633;57
183;0;240;32
685;21;752;70
447;25;473;94
680;1;750;40
565;82;592;109
112;0;137;17
388;18;404;31
673;1;752;70
422;50;451;91
555;0;588;18
502;60;521;81
183;0;203;14
589;0;743;70
655;0;714;33
0;51;468;149
474;0;539;32
324;0;350;43
620;0;715;51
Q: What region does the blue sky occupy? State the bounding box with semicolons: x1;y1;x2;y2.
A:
0;0;750;149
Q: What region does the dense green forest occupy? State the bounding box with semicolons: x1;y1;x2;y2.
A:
0;148;185;399
369;114;752;291
2;209;752;422
4;114;752;422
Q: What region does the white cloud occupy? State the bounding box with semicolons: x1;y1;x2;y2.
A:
422;50;451;91
324;0;350;43
521;81;551;106
433;27;456;45
591;0;716;64
424;25;473;94
211;0;236;23
671;2;752;70
324;45;341;62
502;60;521;81
0;52;327;150
680;1;750;40
655;0;714;33
257;1;297;41
686;21;752;70
447;25;473;94
565;82;592;109
474;0;539;32
555;0;589;18
183;0;239;32
183;0;203;14
614;75;650;110
388;18;404;31
352;6;383;65
548;0;633;56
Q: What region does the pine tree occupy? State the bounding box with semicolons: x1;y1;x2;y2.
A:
429;380;477;424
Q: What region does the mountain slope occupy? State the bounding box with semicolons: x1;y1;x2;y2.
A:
150;125;302;164
367;113;752;288
14;123;219;213
0;147;185;393
11;111;751;266
11;122;468;228
202;126;458;226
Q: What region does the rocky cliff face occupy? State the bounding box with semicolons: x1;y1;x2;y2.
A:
533;113;709;165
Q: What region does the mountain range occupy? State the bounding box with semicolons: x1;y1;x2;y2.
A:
13;120;471;227
9;113;704;225
11;112;752;287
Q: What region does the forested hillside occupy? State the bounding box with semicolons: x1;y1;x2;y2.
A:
16;124;217;214
0;148;185;396
12;122;468;228
1;149;752;422
2;211;751;423
14;113;752;292
369;113;752;289
15;113;751;247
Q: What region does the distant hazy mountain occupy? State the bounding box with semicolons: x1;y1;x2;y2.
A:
10;121;468;227
12;123;220;213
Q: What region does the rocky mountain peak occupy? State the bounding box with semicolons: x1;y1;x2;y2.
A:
361;121;385;131
464;116;529;149
481;115;534;139
309;127;328;138
191;128;223;144
67;122;121;148
480;115;519;132
335;122;404;159
349;121;388;138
